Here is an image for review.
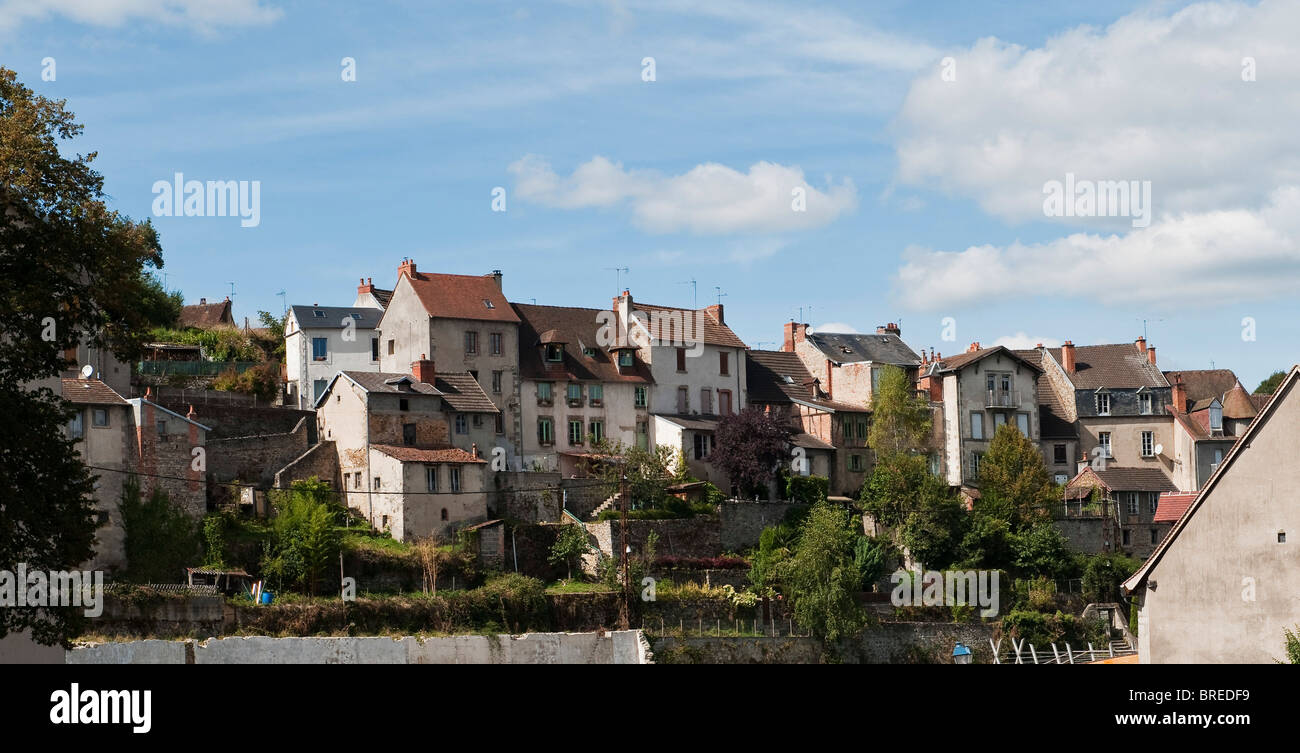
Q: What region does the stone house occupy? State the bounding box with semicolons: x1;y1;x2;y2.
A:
284;304;383;409
1063;466;1177;558
178;296;235;329
782;321;922;408
1123;366;1300;663
1163;369;1257;491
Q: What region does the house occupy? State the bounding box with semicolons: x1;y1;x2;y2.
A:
314;358;497;539
1163;369;1257;491
1037;338;1172;475
353;277;393;310
922;344;1043;487
178;296;235;329
1014;348;1080;485
1063;466;1177;558
511;302;655;470
284;304;383;409
605;290;748;485
745;349;871;497
376;260;521;462
782;321;922;407
1123;366;1300;663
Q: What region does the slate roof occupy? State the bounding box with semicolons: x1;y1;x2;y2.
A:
61;378;129;406
339;371;442;396
1089;467;1177;493
1013;349;1076;439
369;287;393;308
1153;492;1196;524
629;302;747;349
178;298;234;328
400;271;519;323
512;303;654;383
1163;369;1239;403
432;373;499;413
371;444;486;464
804;331;920;366
745;350;867;412
290;305;383;330
1045;344;1168;389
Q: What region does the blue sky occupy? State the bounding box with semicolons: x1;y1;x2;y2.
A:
5;0;1298;389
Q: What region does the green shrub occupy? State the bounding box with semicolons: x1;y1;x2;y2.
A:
785;475;829;504
118;476;201;583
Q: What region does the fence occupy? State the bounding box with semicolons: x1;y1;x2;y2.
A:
642;615;809;638
148;386;267;406
137;360;263;377
992;636;1135;664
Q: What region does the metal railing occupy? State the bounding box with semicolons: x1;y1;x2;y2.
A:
986;389;1019;408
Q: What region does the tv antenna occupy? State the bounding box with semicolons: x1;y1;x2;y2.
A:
277;290;287;315
605;267;629;295
714;286;728;306
679;278;697;309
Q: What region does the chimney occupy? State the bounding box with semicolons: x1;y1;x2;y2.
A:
358;277;372;295
491;270;503;291
1062;341;1076;373
471;442;479;458
1147;345;1157;366
967;341;980;353
705;303;724;325
144;386;154;401
398;258;418;279
782;322;808;352
1172;375;1187;413
1135;336;1147;354
876;322;901;336
411;353;436;384
199;298;206;305
186;404;196;421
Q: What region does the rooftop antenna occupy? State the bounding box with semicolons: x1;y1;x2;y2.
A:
228;282;236;299
605;266;629;295
277;289;287;315
678;278;697;309
714;286;728;306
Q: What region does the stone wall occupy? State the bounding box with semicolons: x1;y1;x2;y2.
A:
208;416;311;487
491;471;562;522
719;500;808;551
274;440;341;491
652;622;996;664
1055;516;1113;554
160;400;315;441
584;517;722;560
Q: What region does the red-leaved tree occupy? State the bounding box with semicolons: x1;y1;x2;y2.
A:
710;406;792;497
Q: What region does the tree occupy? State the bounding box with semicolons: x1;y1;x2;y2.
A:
261;478;343;595
978;423;1056;529
709;406;791;497
2;67;175;645
1256;370;1286;395
548;524;591;581
588;439;678;509
1081;552;1141;605
786;502;867;645
118;476;201;583
867;365;932;458
897;473;967;570
859;452;930;528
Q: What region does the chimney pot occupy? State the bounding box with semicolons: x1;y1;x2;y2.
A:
1147;345;1157;366
1136;336;1147;354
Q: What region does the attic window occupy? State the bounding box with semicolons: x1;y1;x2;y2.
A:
840;346;853;354
583;347;597;358
483;299;495;309
313;310;325;318
545;344;564;362
782;375;794;384
350;313;362;320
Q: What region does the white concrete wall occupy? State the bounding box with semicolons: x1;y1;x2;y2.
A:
286;309;382;410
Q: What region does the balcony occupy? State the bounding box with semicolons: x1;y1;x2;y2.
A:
986;389;1019;409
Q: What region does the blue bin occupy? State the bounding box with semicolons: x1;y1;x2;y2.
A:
260;591;273;605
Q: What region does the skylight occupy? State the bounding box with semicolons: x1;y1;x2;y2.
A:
483;299;495;309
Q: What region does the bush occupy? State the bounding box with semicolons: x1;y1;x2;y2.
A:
597;497;714;520
655;555;748;570
118;476;201;583
785;475;829;504
261;478;344;595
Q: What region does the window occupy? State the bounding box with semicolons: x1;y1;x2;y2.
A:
441;508;449;521
68;411;84;439
495;413;505;435
1149;493;1158;515
449;466;461;492
636;421;649;449
693;433;712;460
589;384;603;405
1054;444;1067;464
156;419;167;436
1138;392;1152;415
1128;492;1139;515
387;339;395;355
373;477;381;490
871;368;882;393
993;412;1008;430
472;414;482;428
567;384;582;405
1054;473;1069;485
970;452;982;478
719;352;730;375
312;337;328;361
1096;392;1111;415
718;390;733;416
857;418;869;441
1212;448;1223;470
700;388;713;414
403;423;417;446
492;371;503;394
483;299;495;309
634;386;647;408
850;454;864;472
618;350;634;367
455;414;468;434
537;382;553;404
588;420;604;444
1016;413;1030;436
1122;529;1131;547
583;347;597;358
677;386;689;413
538;417;554;444
970;412;984;440
371;338;380;361
399;398;409;412
676;348;687;371
1209;404;1223;431
490;332;503;355
92;408;109;427
381;515;389;530
1150;528;1158;544
426;467;438;492
1098;432;1112;458
568;419;584;445
465;331;478;355
313;309;325;318
545;344;563;362
1141;431;1154;457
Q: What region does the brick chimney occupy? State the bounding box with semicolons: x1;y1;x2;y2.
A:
186;404;197;421
1062;340;1076;373
1147;345;1157;366
398;258;418;279
876;323;901;336
705;303;724;325
1135;336;1147;355
411;354;436;384
1172;375;1187;413
491;269;503;291
782;321;809;352
358;277;372;295
967;341;981;353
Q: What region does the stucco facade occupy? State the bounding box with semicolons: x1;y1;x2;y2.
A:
285;305;382;409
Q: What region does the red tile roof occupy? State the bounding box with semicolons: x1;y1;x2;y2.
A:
401;272;519;323
371;444;486;464
1153;492;1196;524
512;303;654;383
60;378;129;406
178;298;234;328
629;302;747;349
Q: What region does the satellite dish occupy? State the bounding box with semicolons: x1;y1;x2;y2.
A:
1153;443;1164;456
80;364;94;379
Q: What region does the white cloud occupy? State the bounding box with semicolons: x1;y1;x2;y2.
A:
813;322;860;334
893;186;1300;309
893;0;1300;226
991;333;1062;350
0;0;281;33
509;155;857;235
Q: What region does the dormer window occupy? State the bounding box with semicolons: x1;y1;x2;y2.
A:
1096;391;1111;416
1209;402;1223;432
545;344;564;362
313;310;325;318
583;347;597;358
618;350;634;367
1138;390;1152;415
483;299;495;309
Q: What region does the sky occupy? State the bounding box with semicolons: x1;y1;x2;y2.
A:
3;0;1298;390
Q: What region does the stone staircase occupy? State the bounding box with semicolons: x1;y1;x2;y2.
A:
588;491;622;521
